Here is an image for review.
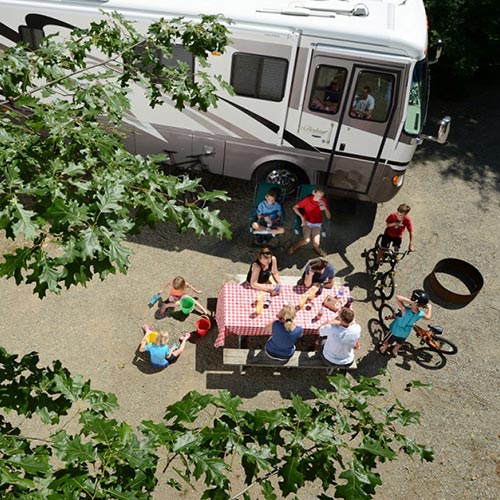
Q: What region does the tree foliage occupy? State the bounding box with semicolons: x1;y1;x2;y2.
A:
425;0;500;85
0;13;232;297
0;346;433;499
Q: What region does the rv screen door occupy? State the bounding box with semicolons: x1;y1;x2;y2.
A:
298;52;401;195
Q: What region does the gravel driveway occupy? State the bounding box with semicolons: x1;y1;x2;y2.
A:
1;83;499;499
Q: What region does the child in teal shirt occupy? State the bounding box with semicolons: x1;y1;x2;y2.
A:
379;290;432;357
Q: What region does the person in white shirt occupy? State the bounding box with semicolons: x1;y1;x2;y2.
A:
350;86;375;120
318;307;361;367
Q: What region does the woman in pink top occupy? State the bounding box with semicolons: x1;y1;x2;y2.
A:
288;187;331;257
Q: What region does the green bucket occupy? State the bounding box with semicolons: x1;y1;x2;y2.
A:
179;296;195;314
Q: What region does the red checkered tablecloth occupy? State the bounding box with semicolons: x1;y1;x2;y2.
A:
214;283;351;348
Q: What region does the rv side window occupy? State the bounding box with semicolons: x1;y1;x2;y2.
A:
19;26;45;50
308;65;347;114
350;71;394;122
231;53;288;101
404;59;429;135
125;43;194;79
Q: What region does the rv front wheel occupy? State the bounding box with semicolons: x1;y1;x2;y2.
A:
255;162;307;197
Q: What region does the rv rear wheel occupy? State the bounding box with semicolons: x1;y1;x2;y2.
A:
255;162;307;197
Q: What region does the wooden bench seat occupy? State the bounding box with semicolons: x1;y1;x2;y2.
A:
223;348;357;372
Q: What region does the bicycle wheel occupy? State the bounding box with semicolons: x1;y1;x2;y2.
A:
371;287;384;311
378;304;396;329
365;248;378;272
427;336;458;355
183;183;207;209
414;347;447;370
380;272;395;300
368;318;387;346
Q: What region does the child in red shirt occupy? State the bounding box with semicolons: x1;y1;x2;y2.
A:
377;203;415;263
288;187;331;257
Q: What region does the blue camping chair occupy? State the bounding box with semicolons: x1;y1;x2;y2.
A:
292;184;328;238
249;182;286;244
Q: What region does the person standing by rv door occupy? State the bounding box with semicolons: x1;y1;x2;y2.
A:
288;187;331;257
350;86;375;120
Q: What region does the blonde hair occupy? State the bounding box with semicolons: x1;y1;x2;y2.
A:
279;304;297;332
155;331;169;345
172;276;186;290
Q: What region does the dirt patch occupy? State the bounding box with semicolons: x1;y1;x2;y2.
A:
1;84;500;499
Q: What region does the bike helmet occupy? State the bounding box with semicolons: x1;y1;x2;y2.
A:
411;289;429;305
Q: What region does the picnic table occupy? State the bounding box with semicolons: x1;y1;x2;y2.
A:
214;282;351;348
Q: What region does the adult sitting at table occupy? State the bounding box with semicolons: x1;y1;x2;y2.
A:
264;304;303;361
246;246;281;293
318;308;360;368
299;257;335;289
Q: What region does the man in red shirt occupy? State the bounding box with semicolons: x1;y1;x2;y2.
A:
288;187;331;257
376;203;415;263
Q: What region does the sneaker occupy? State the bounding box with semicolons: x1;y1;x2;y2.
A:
179;332;191;342
142;324;151;334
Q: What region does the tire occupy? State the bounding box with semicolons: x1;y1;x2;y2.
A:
414;347;447;370
378;304;396;330
380;272;395;300
183;183;207;209
371;287;384;311
427;336;458;355
255;161;307;197
365;248;378;272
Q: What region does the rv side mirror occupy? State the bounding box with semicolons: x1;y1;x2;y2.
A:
429;39;443;65
417;116;451;145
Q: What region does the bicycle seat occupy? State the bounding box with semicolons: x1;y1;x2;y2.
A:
428;325;443;335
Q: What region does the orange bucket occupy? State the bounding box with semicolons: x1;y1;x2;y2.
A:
195;316;211;336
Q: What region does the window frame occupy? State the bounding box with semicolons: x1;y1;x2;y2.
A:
349;70;395;123
230;52;288;102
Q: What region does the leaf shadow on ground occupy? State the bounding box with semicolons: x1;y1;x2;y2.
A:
417;83;500;206
128;176;377;278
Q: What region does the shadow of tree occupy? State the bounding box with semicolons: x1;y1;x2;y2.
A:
416;83;500;205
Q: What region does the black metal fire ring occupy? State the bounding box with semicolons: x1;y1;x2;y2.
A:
426;258;483;305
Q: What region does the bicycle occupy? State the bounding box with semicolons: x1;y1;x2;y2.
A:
363;234;410;309
377;304;458;355
157;147;215;209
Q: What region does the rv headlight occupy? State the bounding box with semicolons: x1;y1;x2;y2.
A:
392;174;404;187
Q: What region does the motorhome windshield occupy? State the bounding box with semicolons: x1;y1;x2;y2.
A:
404;59;429;135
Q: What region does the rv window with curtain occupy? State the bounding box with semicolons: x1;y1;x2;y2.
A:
308;65;348;114
349;71;394;122
19;26;45;50
231;53;288;101
125;43;194;80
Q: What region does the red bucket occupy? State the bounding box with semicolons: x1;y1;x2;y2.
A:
195;316;211;336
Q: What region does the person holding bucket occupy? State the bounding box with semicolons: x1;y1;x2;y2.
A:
138;325;191;369
157;276;209;317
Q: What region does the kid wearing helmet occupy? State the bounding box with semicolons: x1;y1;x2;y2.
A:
379;290;432;357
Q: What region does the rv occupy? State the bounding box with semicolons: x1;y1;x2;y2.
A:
0;0;449;202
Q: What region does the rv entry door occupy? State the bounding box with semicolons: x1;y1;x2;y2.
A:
298;50;402;195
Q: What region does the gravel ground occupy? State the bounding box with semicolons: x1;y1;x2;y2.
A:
1;84;499;499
